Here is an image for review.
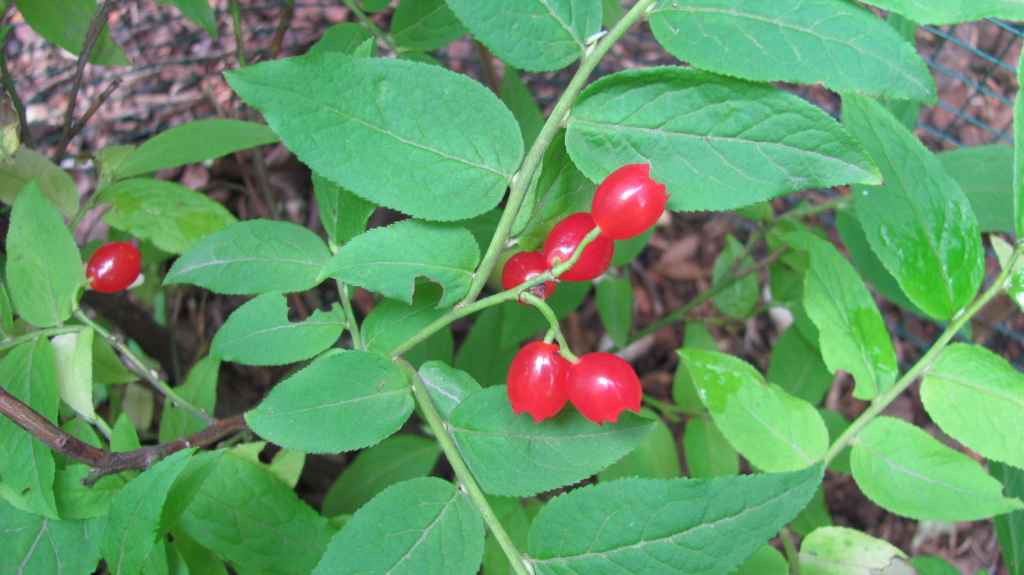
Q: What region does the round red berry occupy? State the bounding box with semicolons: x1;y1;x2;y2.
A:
501;251;556;300
591;163;668;240
86;242;142;293
507;341;570;422
542;212;614;282
567;352;642;425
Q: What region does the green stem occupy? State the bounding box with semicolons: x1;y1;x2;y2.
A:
781;527;800;575
74;310;214;425
338;282;363;351
228;0;247;66
640;395;682;422
822;244;1023;466
341;0;395;51
783;195;849;221
460;0;659;306
408;367;532;575
0;326;83;352
521;293;577;361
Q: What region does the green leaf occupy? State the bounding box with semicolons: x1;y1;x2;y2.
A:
322;434;441;517
860;0;1024;24
598;413;681;481
843;95;984;321
992;461;1024;575
179;451;333;575
93;336;137;385
672;322;718;415
52;328;97;423
0;147;79;216
527;464;823;574
212;293;345;366
18;0;129;65
309;22;374;55
566;68;880;213
993;235;1024;312
314;477;484;575
102;450;196;575
800;234;898;400
683;415;739;478
113;120;275;179
910;556;961;575
514;131;595;248
482;497;536;575
165;219;331;294
835;208;919;313
312;172;375;246
681;348;829;472
601;0;623;26
227;53;523;221
172;531;229;575
920;343;1024;469
392;0;465;50
99;178;237;254
6;182;84;327
362;284;449;357
55;463;127;519
1018;49;1024;239
799;526;909;575
360;0;389;12
245;350;414;453
450;386;655;496
321;220;480;307
820;409;852;474
939;145;1014;234
650;0;934;102
711;234;758;319
737;546;788;575
612;228;653;266
0;500;102;574
851;416;1024;520
0;339;59;518
158;356;219;443
445;0;602;72
417;360;482;420
500;68;544;149
595;275;633;347
0;281;13;339
110;412;141;453
767;326;833;405
790;486;833;536
156;0;217;36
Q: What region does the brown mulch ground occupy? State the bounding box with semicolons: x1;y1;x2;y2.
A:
5;2;1022;573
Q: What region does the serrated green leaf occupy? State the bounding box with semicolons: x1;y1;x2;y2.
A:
861;0;1024;24
910;555;960;575
712;234;758;319
179;452;333;575
599;413;681;481
360;0;389;12
851;416;1024;520
0;147;79;216
790;486;832;536
527;465;823;574
940;145;1014;234
799;526;910;575
835;208;920;313
52;328;96;424
800;234;897;400
682;348;828;472
737;546;788;575
55;464;127;519
445;0;602;72
165;219;331;294
212;293;345;366
321;220;479;307
650;0;934;101
110;412;141;453
672;322;718;415
172;530;229;575
992;461;1024;575
595;276;633;347
312;172;375;246
93;335;137;385
98;178;237;254
322;434;441;517
6;182;84;327
18;0;129;65
500;68;544;150
156;0;217;36
102;449;196;575
362;284;449;356
227;53;522;221
450;386;655;496
767;326;833;405
921;343;1024;469
245;350;414;453
417;360;482;420
314;477;484;575
567;68;880;213
158;355;219;443
114;120;275;179
844;95;984;321
601;0;623;26
309;22;374;55
0;339;59;518
0;500;102;575
683;415;739;478
392;0;465;50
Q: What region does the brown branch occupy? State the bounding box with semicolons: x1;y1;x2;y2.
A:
0;29;30;147
269;1;295;60
0;386;245;485
65;78;122;143
476;41;500;94
54;0;119;162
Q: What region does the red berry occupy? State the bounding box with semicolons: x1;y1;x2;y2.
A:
501;251;556;300
567;352;642;425
507;341;570;422
86;242;142;293
591;163;668;240
542;212;614;282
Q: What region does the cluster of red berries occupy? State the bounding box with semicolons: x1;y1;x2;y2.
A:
502;163;668;424
86;242;142;293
